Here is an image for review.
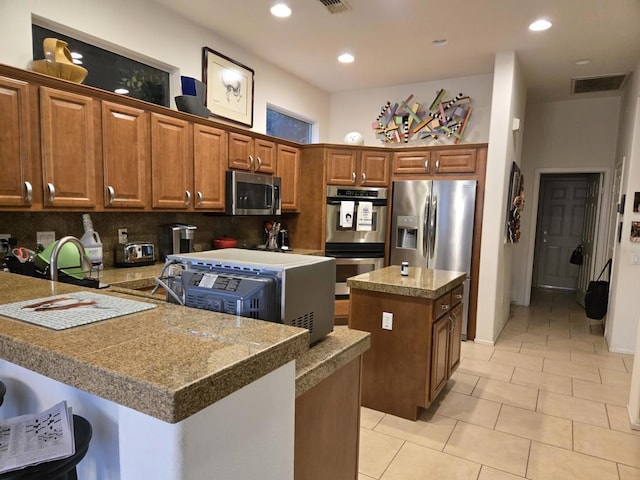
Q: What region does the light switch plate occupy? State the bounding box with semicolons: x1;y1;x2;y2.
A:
118;228;128;244
632;254;640;265
382;312;393;330
0;234;11;242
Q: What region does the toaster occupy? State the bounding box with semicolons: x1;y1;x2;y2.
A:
115;242;156;267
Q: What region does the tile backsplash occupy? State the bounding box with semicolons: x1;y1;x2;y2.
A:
1;212;295;267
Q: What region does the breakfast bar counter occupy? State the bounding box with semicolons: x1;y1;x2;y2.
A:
0;271;369;480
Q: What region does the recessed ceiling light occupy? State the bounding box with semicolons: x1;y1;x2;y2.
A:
270;3;291;17
114;88;129;94
529;19;552;31
432;39;449;47
338;53;355;64
70;52;83;59
575;59;592;65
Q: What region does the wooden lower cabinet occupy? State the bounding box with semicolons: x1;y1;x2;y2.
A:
349;283;463;420
294;357;362;480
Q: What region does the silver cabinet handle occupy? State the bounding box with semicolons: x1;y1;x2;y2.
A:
435;159;440;172
448;315;454;333
23;181;33;205
361;172;367;184
256;157;262;170
424;159;429;171
455;293;463;299
47;183;56;204
185;190;191;206
441;303;450;310
249;155;254;169
196;191;204;206
351;172;356;183
107;185;115;205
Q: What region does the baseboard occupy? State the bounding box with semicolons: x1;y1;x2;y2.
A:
627;405;640;431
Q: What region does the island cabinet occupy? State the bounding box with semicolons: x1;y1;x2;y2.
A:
347;265;465;421
228;131;276;174
0;76;33;207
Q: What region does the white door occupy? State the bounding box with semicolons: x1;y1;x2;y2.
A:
534;175;588;289
575;174;601;306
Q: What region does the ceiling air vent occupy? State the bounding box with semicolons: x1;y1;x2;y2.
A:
316;0;350;14
571;74;627;94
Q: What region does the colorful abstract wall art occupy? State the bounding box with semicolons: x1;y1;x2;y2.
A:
372;90;472;144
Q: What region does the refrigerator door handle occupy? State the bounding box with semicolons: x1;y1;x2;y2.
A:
423;194;430;258
429;195;437;259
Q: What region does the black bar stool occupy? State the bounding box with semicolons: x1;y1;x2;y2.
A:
0;381;92;480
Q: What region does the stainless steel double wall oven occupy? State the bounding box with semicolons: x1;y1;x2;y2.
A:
325;185;388;297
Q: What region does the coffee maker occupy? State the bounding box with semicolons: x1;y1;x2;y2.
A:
160;224;197;259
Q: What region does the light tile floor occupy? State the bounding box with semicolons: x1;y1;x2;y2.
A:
357;288;639;480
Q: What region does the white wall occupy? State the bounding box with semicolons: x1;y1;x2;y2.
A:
328;74;493;146
609;60;640;355
0;0;330;139
475;51;527;344
513;97;620;306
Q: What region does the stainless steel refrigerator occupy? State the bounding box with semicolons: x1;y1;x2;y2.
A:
390;180;477;339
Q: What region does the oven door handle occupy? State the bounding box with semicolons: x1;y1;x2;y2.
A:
334;257;382;265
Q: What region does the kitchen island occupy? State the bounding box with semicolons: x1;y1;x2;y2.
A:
0;271;369;480
347;265;465;420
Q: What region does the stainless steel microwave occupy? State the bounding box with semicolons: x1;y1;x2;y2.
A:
225;170;281;215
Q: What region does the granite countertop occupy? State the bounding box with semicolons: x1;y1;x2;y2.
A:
0;269;369;423
346;265;466;299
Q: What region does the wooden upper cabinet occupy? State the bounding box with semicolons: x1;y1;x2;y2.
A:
40;87;97;208
102;101;149;209
277;144;300;212
432;149;477;174
228;132;275;174
360;151;390;186
327;149;389;186
392;150;431;175
326;149;358;185
193;124;227;210
151;113;192;209
0;76;33;207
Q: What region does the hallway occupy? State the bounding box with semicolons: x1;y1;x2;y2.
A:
358;288;638;479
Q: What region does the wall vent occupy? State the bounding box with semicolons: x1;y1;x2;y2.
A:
571;74;627;95
316;0;350;14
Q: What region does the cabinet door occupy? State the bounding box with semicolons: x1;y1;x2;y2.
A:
102;101;149;209
360;151;389;186
277;144;300;212
151;113;192;209
430;315;450;402
228;132;253;170
448;303;463;375
254;138;276;174
193;124;226;210
432;149;477;174
0;76;33;207
326;149;357;185
40;87;97;208
392;151;431;176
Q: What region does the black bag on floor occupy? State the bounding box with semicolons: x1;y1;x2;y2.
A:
569;245;583;265
584;259;612;320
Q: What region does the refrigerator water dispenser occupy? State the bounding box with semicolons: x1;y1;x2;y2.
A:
396;216;418;249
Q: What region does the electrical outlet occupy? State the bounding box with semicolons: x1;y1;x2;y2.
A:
632;254;640;265
36;231;56;247
118;228;128;244
382;312;393;330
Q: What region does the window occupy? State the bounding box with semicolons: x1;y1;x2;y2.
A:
266;107;312;144
32;24;170;107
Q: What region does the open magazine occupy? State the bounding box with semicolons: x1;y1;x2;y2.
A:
0;400;75;474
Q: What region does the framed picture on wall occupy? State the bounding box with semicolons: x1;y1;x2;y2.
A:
202;47;254;127
506;162;524;243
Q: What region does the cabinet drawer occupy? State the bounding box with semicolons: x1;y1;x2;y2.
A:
432;149;477;174
433;292;452;319
451;284;464;307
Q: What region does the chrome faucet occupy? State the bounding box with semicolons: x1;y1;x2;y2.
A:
49;236;92;282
